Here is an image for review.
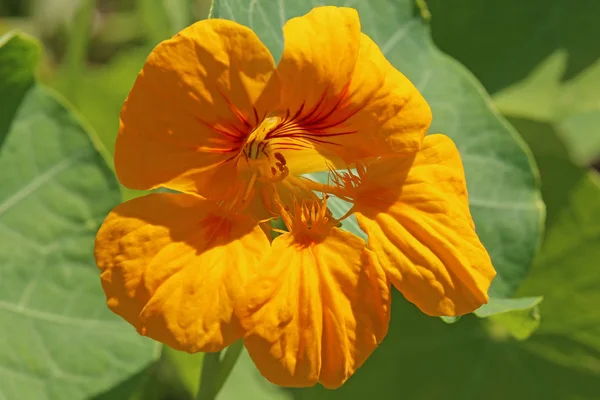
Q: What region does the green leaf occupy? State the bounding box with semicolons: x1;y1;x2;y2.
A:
494;52;600;165
0;33;159;400
428;0;600;165
215;0;543;297
488;306;541;342
559;111;600;166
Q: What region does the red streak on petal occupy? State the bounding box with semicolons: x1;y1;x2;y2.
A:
191;90;265;159
195;116;245;142
262;80;368;151
217;87;255;129
215;153;241;168
195;146;240;154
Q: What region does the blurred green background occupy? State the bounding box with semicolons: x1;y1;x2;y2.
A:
1;0;599;399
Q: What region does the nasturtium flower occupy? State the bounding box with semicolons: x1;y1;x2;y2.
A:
94;6;495;389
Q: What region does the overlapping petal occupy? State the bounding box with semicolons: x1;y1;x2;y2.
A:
354;134;495;316
273;6;432;174
115;19;280;199
94;193;270;352
237;229;390;388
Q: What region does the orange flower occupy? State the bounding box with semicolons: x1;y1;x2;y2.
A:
94;6;495;389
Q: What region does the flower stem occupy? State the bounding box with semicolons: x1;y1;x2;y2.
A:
195;341;244;400
63;0;94;101
214;340;244;394
195;351;221;400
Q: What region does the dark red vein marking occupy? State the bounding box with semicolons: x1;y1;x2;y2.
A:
217;88;253;130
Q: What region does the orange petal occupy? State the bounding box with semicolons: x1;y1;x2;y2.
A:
345;33;432;155
115;19;280;199
278;6;361;119
273;6;431;173
354;134;496;317
237;229;390;388
94;193;270;352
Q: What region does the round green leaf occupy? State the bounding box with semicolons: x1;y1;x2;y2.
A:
0;33;159;400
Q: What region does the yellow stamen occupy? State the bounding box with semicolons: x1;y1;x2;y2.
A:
298;163;367;202
276;195;338;244
239;116;289;183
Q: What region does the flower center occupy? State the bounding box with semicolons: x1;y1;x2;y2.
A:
240;116;289;183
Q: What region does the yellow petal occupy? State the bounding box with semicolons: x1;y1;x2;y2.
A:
115;19;280;199
237;229;390;388
278;6;361;118
354;134;496;316
346;33;432;155
94;193;270;352
272;6;431;173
